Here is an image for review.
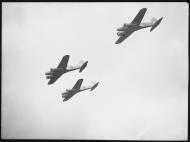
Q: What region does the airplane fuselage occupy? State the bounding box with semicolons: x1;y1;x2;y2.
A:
62;88;91;101
46;67;80;77
117;23;152;36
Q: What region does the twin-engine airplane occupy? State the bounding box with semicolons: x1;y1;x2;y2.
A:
115;8;163;44
45;55;88;85
62;79;99;102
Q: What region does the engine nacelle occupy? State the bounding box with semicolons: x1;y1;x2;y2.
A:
66;89;71;92
50;68;57;72
117;31;125;36
46;75;53;79
45;72;52;75
62;92;68;97
123;23;135;28
123;23;127;27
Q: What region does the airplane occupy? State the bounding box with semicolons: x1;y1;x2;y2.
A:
115;8;163;44
62;79;99;102
45;55;88;85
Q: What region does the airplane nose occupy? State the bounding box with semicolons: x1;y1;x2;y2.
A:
115;40;119;44
48;81;52;85
63;98;68;102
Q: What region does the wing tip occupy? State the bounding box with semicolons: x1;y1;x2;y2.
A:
141;8;147;11
115;40;120;44
64;55;70;58
77;78;84;83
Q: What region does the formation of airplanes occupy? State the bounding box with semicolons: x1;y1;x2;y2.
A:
115;8;163;44
46;8;163;102
45;55;99;102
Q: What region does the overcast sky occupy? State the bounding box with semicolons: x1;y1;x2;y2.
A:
2;2;188;140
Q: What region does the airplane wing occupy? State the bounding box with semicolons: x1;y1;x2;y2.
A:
115;30;134;44
72;79;83;90
131;8;147;25
47;55;70;85
57;55;70;69
48;72;63;85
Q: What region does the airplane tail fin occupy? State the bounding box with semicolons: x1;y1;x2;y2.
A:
150;17;163;32
79;61;88;73
150;18;158;24
79;60;85;65
90;82;99;91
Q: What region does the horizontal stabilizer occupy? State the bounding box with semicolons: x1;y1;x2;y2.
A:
90;82;99;91
150;17;163;32
79;61;88;72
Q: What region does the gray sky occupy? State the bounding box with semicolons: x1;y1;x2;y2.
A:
2;2;188;140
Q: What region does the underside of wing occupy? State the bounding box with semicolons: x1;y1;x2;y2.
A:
115;31;134;44
72;79;83;90
131;8;147;25
48;72;63;85
57;55;70;69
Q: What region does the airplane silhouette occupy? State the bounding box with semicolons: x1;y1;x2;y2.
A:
115;8;163;44
45;55;88;85
62;79;99;102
